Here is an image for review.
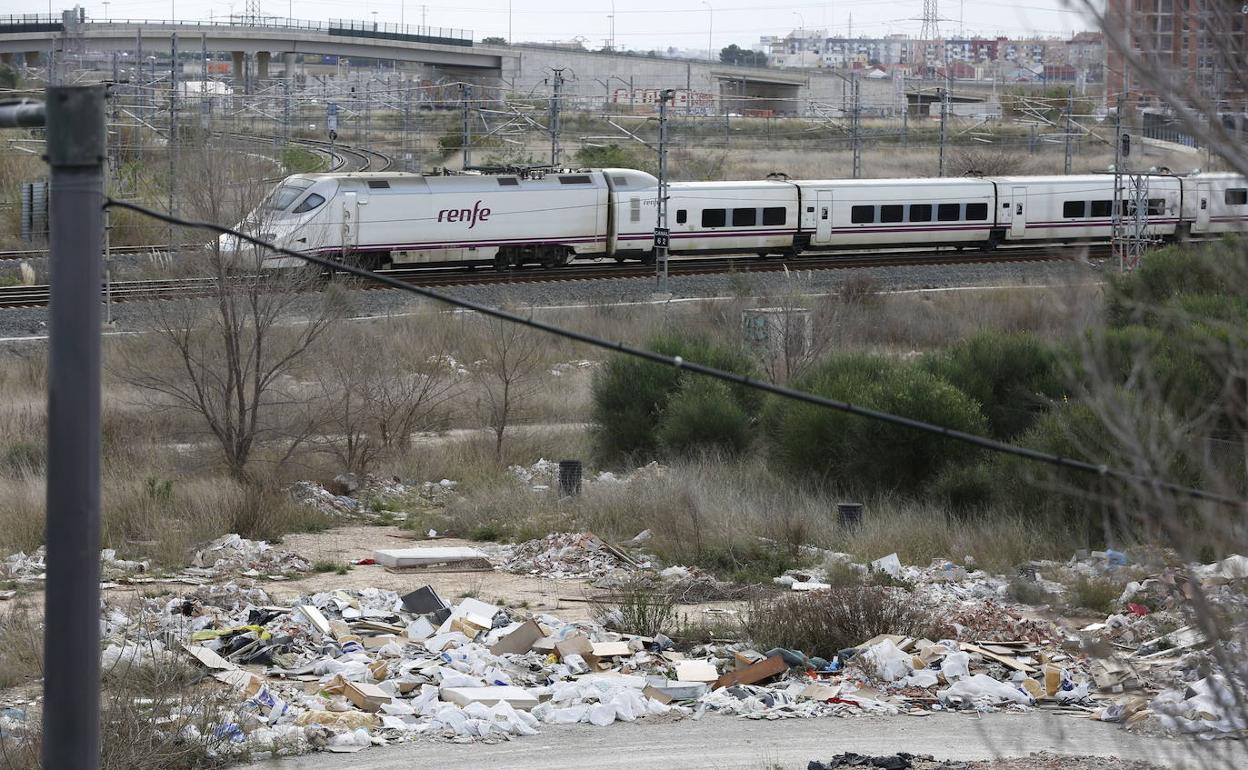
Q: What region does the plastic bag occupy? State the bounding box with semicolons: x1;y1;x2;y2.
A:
940;651;970;682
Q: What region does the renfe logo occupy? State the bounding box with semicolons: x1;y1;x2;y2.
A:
437;200;492;229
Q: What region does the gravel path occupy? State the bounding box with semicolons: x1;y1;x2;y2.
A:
0;258;1101;342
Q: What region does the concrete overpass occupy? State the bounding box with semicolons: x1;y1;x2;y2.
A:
0;15;516;85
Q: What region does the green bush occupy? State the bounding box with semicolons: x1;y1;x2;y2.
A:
574;144;652;173
765;354;988;494
923;330;1063;439
657;378;753;456
1106;239;1243;327
591;334;760;461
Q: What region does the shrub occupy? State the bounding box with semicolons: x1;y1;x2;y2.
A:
656;378;752;456
574;144;652;173
923;330;1063;439
1067;575;1126;615
591;334;760;461
765;354;988;494
1105;239;1243;327
741;586;946;660
590;576;678;637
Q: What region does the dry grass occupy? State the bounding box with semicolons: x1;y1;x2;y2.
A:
742;586;949;661
0;605;42;690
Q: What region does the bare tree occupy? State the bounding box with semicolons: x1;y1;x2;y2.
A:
471;314;545;460
310;317;462;475
116;142;339;482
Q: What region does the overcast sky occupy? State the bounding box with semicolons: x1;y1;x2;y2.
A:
20;0;1096;50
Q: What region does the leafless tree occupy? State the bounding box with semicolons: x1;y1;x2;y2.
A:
116;141;339;482
471;314;545;460
310;316;462;475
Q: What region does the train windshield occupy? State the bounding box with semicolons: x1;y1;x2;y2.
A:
263;179;314;211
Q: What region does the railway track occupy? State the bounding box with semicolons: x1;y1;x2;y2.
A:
223;132;393;174
0;244;172;263
0;245;1092;310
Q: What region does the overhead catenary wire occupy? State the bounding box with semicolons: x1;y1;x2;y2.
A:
105;196;1246;509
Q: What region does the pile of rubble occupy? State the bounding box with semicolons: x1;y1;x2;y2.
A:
2;546;149;587
508;460;666;493
187;534;312;580
501;532;653;580
289;475;458;521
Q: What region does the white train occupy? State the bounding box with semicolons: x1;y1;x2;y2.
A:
227;168;1248;269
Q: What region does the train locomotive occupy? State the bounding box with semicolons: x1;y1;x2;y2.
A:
226;167;1248;269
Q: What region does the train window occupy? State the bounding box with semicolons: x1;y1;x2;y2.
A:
612;175;628;186
702;208;727;227
559;175;593;185
497;177;520;186
965;203;988;221
1226;188;1248;206
909;204;932;222
880;205;904;223
850;205;875;224
676;209;687;224
1062;200;1087;218
291;193;325;214
1147;198;1166;215
264;179;313;210
937;203;961;222
1090;200;1112;217
762;207;786;225
367;180;390;189
732;208;757;227
629;197;641;223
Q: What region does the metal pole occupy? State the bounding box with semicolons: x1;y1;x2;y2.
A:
1063;86;1074;175
169;33;178;254
655;89;673;293
851;74;861;179
43;84;106;770
937;86;948;177
461;83;472;168
550;68;564;167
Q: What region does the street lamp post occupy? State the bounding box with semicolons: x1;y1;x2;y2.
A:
793;12;804;66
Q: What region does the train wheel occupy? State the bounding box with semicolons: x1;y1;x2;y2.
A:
493;252;512;271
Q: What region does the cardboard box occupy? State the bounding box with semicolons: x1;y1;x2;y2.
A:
490;619;546;656
343;680;392;712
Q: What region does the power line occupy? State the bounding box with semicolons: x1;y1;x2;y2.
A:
104;196;1247;509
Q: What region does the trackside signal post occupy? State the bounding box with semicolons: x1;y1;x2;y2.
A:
655;88;674;292
0;86;106;770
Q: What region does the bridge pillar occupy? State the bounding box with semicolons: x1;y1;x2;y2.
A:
283;52;297;80
256;51;270;81
231;50;245;89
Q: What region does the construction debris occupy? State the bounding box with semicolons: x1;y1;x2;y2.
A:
501;532;652;579
189;534;312;578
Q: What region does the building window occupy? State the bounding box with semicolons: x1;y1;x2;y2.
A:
1226;189;1247;206
851;205;875;224
909;204;932;222
702;208;727;227
1063;200;1087;218
937;203;961;221
732;208;757;227
676;209;687;224
762;207;787;225
880;205;904;223
965;202;988;220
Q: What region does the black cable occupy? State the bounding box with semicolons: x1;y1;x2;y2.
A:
104;197;1246;508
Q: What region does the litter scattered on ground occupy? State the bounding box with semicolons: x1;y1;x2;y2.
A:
189;534;312;578
500;532;652;579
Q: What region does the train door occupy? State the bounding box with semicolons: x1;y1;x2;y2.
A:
815;191;833;243
341;191;358;251
1009;186;1027;238
1196;182;1211;231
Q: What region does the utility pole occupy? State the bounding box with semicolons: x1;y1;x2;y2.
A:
850;73;861;179
549;68;565;167
1063;86;1074;175
655;89;674;294
169;32;178;255
44;84;106;770
460;82;472;168
937;86;949;176
1111;93;1124;272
